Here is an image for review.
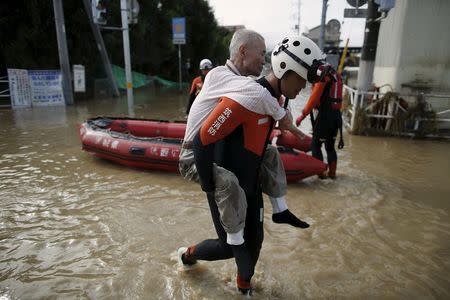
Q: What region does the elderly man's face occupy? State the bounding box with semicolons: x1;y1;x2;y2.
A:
242;39;266;77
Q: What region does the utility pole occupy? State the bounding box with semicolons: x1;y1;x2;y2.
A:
52;0;73;105
171;17;186;92
120;0;134;116
356;0;381;91
294;0;301;35
319;0;328;51
82;0;120;97
298;1;301;35
178;45;182;91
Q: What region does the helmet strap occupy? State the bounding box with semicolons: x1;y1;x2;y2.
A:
277;78;283;97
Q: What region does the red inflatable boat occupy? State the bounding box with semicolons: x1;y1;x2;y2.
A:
79;117;326;182
81;117;312;152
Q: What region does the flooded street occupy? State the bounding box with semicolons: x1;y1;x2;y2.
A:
1;87;449;299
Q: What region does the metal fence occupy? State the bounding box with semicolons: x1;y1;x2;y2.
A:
343;85;450;139
0;76;11;108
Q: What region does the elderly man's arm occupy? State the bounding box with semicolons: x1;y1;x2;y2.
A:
223;77;287;120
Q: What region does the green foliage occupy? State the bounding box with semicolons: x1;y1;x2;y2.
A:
0;0;58;69
0;0;230;85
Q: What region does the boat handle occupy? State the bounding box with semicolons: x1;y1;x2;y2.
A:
129;146;146;155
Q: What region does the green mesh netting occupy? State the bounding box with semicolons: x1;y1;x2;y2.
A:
111;65;188;89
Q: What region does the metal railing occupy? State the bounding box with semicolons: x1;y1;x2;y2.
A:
343;85;450;138
0;76;11;108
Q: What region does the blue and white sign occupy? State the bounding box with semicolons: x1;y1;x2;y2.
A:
28;70;65;106
172;17;186;45
7;69;65;108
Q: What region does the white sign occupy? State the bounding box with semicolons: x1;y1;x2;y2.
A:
127;0;140;24
28;70;65;106
73;65;86;92
7;68;32;108
344;8;367;18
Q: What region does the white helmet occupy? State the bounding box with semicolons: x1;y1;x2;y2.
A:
271;36;327;83
199;58;213;70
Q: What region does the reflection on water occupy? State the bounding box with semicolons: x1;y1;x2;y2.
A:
0;86;449;299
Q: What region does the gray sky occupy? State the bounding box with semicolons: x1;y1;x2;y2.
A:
206;0;367;49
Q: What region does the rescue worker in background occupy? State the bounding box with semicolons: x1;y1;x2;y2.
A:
186;58;213;114
178;34;327;295
296;67;344;179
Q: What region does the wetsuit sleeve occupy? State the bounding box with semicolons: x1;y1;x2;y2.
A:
192;97;251;193
302;81;326;116
193;133;215;192
199;98;249;145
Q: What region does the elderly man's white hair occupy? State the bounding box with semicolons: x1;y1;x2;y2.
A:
229;29;265;61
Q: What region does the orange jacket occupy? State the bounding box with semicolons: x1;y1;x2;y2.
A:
189;76;203;95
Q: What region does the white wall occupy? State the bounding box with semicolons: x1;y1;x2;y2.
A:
373;0;450;94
